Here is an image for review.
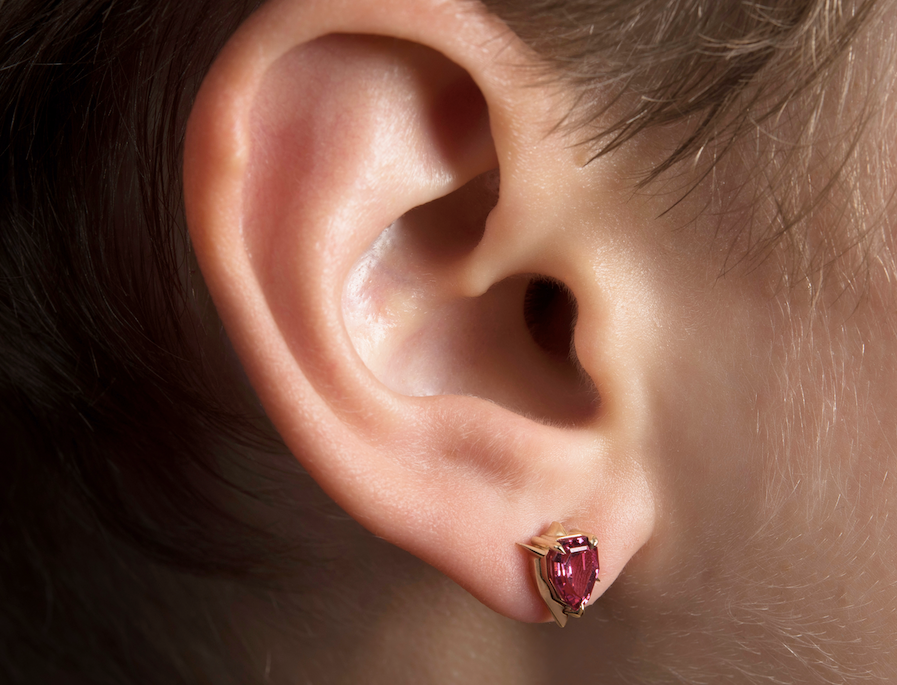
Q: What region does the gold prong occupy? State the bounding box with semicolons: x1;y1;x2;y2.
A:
518;542;547;557
548;604;568;627
546;521;567;537
531;535;556;549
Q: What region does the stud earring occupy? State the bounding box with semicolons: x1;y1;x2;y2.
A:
519;522;600;627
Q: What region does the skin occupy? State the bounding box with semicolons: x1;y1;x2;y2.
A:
183;0;897;681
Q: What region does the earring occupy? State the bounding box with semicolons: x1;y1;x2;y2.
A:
519;522;600;627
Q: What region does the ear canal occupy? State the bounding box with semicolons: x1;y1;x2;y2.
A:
523;277;579;361
343;171;599;426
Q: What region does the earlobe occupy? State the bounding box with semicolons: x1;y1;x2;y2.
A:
185;0;655;625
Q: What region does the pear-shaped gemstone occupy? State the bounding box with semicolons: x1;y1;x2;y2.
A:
546;535;599;611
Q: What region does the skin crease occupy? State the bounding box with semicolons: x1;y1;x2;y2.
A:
184;1;897;683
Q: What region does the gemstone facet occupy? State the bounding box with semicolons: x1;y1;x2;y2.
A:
546;535;600;611
519;522;600;626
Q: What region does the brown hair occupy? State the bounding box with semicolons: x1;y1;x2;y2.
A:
485;0;889;289
485;0;877;172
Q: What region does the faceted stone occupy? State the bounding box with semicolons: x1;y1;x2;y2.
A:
546;535;600;611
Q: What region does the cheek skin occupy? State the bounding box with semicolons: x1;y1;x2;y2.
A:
596;159;897;678
604;211;781;595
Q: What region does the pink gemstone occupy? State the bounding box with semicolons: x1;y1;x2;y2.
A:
546;535;600;611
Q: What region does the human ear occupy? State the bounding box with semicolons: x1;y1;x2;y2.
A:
184;0;655;623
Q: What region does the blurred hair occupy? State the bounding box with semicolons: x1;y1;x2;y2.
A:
485;0;891;289
0;0;883;682
486;0;877;173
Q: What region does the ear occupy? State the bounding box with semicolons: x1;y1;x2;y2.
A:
184;0;655;623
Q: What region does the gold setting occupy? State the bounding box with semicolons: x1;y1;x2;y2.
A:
518;521;599;628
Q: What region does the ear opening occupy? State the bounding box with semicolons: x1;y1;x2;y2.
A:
523;276;579;363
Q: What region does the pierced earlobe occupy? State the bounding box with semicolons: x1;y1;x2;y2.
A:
519;522;600;627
